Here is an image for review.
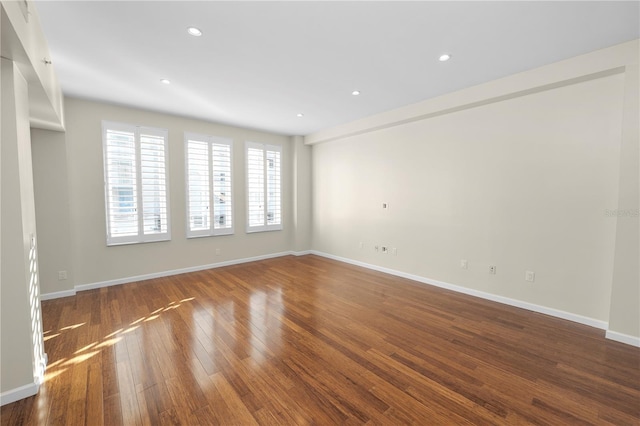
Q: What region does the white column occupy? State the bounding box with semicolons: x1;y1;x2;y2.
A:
607;62;640;346
1;58;46;405
291;135;312;253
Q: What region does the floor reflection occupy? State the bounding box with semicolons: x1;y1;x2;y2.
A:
248;287;283;362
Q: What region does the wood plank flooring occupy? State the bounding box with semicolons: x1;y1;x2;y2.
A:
2;254;639;425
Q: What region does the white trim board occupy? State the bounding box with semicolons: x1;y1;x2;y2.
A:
606;331;640;348
75;251;294;292
40;249;638;347
41;251;307;300
310;251;611;331
40;289;76;301
0;382;39;406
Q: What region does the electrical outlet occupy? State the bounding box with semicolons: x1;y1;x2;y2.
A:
215;248;221;256
525;271;535;282
489;265;496;275
460;259;468;269
58;271;68;281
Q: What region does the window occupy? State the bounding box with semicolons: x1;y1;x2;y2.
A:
246;142;282;232
185;133;233;237
102;121;170;245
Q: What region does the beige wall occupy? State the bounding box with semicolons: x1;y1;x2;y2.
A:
31;129;73;295
291;136;312;252
308;40;639;339
46;98;304;288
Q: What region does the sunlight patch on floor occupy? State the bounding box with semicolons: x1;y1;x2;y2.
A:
60;322;86;331
43;296;198;390
74;342;98;354
61;350;99;366
44;333;60;342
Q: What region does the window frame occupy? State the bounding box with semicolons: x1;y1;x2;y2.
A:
184;132;234;238
102;120;171;246
245;141;283;233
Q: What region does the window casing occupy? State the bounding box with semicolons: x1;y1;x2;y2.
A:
185;133;234;237
246;142;282;233
102;121;170;245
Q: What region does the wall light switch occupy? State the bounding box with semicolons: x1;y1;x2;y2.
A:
460;259;468;269
525;271;535;282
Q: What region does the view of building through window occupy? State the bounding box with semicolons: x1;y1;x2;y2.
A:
185;133;233;237
247;142;282;232
103;122;170;245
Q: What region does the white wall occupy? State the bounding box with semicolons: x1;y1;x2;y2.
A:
0;0;64;130
308;40;639;340
291;135;312;252
608;61;640;340
41;98;306;289
1;58;46;402
1;0;62;404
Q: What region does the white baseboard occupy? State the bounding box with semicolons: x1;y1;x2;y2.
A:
310;251;610;331
40;289;76;301
38;249;637;348
0;382;39;406
40;250;311;300
605;330;640;347
73;251;295;293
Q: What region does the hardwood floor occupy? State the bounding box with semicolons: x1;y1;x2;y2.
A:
2;254;639;425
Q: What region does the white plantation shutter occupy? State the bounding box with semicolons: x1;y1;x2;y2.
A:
246;142;282;232
140;131;169;235
104;126;138;238
247;145;265;228
103;121;170;245
266;149;281;226
186;139;210;234
185;133;233;237
212;142;233;231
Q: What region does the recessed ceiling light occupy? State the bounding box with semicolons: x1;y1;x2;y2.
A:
160;78;171;85
187;27;202;37
439;53;452;62
297;113;304;117
352;90;361;96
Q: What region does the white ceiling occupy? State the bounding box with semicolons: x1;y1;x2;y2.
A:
34;1;639;136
